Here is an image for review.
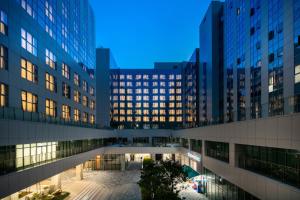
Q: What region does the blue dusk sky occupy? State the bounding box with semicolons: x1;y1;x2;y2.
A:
89;0;212;68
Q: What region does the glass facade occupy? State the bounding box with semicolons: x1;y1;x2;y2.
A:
268;0;284;116
236;144;300;189
190;139;202;154
204;168;260;200
294;0;300;111
110;68;184;129
205;141;229;163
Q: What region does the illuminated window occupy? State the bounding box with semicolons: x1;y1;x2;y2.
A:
127;82;132;87
61;105;70;120
136;89;142;94
90;100;95;110
0;45;7;70
176;96;182;101
62;63;70;79
153;96;158;101
176;89;182;93
136;96;142;101
127;116;133;121
83;80;88;92
153;116;159;122
120;75;125;79
113;117;118;121
82;112;88;123
136;82;141;86
169;75;174;80
82;96;88;107
153;82;158;86
143;89;149;94
160;102;165;108
160;89;165;94
176;103;182;107
160;110;166;115
176;110;182;115
127;96;132;101
176;75;181;80
21;58;38;83
143;117;149;122
160;116;165;121
153;103;158;108
90;86;95;96
120;95;126;101
135;116;141;122
160;96;165;101
295;65;300;83
143;82;149;86
160;82;165;87
127;75;132;79
128;103;133;108
160;75;165;79
21;28;37;56
127;89;132;94
136;103;142;108
120;82;125;87
120;109;125;115
169;89;175;94
169;110;175;115
152;74;158;79
74;90;81;103
120;103;125;108
176;82;181;87
153;109;158;115
120;89;125;94
176;116;182;122
153;89;158;94
0;10;7;35
74;73;80;86
169;103;175;108
169;116;175;122
45;1;54;22
62;82;70;99
113;89;118;94
143;110;149;115
113;96;118;101
21;0;35;18
45;99;56;117
90;114;95;124
143;75;149;79
45;49;56;69
143;96;149;101
136;74;142;79
21;91;38;112
45;73;56;92
169;82;175;87
0;83;8;107
74;109;80;121
136;109;142;115
120;116;125;122
143;103;149;108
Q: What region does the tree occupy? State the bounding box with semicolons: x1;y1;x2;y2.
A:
138;159;186;200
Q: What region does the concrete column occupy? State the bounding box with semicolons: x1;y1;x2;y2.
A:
120;154;126;171
51;174;61;190
151;154;156;161
76;164;83;180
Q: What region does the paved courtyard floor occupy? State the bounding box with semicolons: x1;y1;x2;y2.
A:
62;169;142;200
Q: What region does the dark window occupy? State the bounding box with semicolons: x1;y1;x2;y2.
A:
250;27;255;35
0;45;8;70
205;141;229;163
62;82;70;99
268;31;274;40
250;8;255;16
269;53;275;63
237;58;241;65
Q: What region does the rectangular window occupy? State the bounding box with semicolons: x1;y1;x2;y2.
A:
21;91;38;112
74;90;81;103
21;0;36;18
21;58;38;83
45;99;56;117
0;83;8;107
74;109;80;122
45;73;56;92
82;112;88;123
0;10;7;35
61;105;70;120
62;63;70;79
83;80;88;91
62;82;70;99
21;28;37;56
74;73;80;86
205;141;229;163
89;86;94;96
90;100;95;110
82;96;88;107
0;45;8;70
45;49;56;69
45;1;54;22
